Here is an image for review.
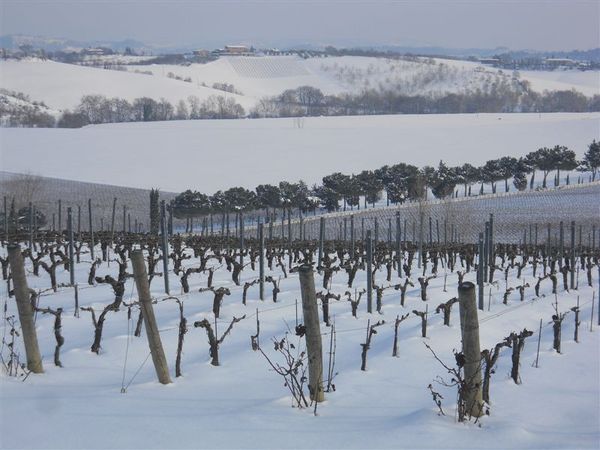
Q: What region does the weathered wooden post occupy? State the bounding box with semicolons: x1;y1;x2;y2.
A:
259;222;265;301
3;196;7;244
396;212;402;277
131;250;171;385
67;207;75;286
428;216;433;245
361;217;365;241
488;213;494;268
458;281;484;417
88;199;95;260
58;199;62;232
350;214;355;256
478;232;484;310
77;205;82;236
374;218;379;244
298;264;325;402
547;223;551;257
32;205;37;242
160;200;170;295
570;221;576;290
8;244;44;373
443;218;447;245
318;217;325;272
287;209;292;243
28;202;33;249
366;230;373;314
122;205;127;233
239;212;245;266
483;221;490;282
288;211;294;268
559;221;564;269
417;210;424;269
110;197;117;244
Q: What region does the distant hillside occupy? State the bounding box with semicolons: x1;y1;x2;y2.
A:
1;55;597;117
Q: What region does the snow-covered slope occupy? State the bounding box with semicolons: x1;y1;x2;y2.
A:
0;59;253;112
1;113;598;193
1;56;597;114
518;69;600;96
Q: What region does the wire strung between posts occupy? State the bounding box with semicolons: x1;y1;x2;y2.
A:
120;312;132;393
123;351;152;391
120;276;137;393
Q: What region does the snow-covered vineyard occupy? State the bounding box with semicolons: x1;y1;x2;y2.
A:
262;182;600;244
1;211;598;448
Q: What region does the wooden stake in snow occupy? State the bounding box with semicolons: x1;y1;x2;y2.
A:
259;223;265;301
7;244;44;373
535;318;542;368
88;199;95;260
131;250;171;385
67;207;75;286
366;230;373;314
458;281;483;417
298;264;325;402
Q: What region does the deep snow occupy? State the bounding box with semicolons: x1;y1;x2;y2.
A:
1;113;598;193
0;243;598;449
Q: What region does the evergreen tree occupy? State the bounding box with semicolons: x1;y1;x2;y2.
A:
579;140;600;181
150;188;160;235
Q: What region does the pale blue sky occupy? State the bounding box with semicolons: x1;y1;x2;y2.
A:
1;0;598;51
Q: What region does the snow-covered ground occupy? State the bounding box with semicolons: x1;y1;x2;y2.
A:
517;69;600;97
0;243;598;449
1;112;597;192
1;56;597;113
0;59;253;112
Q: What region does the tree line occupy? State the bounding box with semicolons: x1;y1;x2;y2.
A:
250;85;599;118
3;82;599;128
170;141;600;221
58;94;246;127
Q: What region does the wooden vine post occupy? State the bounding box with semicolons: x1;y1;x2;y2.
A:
88;198;95;259
259;222;265;301
131;250;171;385
298;264;325;402
8;244;44;373
160;200;170;295
67;207;75;285
366;230;373;314
458;281;484;417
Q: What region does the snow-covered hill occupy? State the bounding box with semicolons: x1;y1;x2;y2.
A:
0;59;253;112
1;56;597;113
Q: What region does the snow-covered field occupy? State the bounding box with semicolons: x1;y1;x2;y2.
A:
1;56;597;113
0;59;253;112
0;242;598;449
1;113;598;192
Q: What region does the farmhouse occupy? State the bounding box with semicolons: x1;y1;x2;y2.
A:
224;45;252;55
544;58;577;68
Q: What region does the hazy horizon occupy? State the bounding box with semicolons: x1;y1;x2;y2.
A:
1;0;598;53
